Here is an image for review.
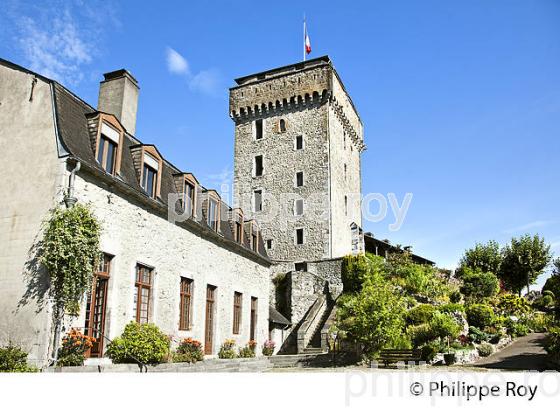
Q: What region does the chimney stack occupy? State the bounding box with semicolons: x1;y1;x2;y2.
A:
98;69;139;135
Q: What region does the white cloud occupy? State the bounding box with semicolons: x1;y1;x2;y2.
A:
165;47;221;96
166;47;189;74
9;3;118;86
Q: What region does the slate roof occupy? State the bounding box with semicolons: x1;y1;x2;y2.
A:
269;306;291;326
1;58;269;263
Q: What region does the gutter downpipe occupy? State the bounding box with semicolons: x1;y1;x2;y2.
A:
64;159;80;208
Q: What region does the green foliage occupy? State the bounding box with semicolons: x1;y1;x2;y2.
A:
545;327;560;356
457;240;502;278
420;340;443;362
408;323;435;347
336;270;407;358
468;326;490;344
477;342;494;357
466;304;495;328
438;303;465;313
41;204;101;316
500;234;552;295
173;338;204;363
459;268;499;302
57;329;95;367
429;312;461;341
341;253;385;293
406;304;436;325
503;318;529;337
524;312;553;332
218;339;237;359
449;290;462;303
543;264;560;303
0;343;38;373
496;294;531;316
106;322;169;364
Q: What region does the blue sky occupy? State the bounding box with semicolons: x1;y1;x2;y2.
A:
1;0;559;286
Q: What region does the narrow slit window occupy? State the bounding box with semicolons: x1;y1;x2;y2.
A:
296;171;304;187
255;119;263;140
279;119;286;132
294;199;304;216
253;190;263;212
254;155;263;177
295;135;303;150
296;228;304;245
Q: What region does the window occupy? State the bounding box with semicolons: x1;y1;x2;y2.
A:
345;195;348;216
179;277;193;330
235;220;243;243
295;135;303;150
252;229;258;252
96;122;120;175
207;199;219;231
266;239;273;250
254;155;263;177
250;297;258;341
183;181;195;216
253;189;263;212
233;292;242;334
296;228;304;245
296;171;304;187
255;119;263;140
344;164;347;180
294;262;307;272
294;199;304;216
134;264;153;324
279;119;286;133
344;132;347;150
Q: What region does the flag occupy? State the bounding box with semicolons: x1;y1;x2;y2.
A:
305;26;311;55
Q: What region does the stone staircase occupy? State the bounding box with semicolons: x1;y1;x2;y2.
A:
297;294;336;354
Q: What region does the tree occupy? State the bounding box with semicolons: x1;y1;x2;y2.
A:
499;234;552;295
543;258;560;305
459;268;499;302
457;240;502;277
336;272;407;359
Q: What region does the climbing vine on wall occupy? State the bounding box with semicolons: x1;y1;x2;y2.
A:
41;203;101;316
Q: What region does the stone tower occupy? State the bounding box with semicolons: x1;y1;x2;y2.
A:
230;56;365;273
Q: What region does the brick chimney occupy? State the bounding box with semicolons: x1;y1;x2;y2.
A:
98;69;139;135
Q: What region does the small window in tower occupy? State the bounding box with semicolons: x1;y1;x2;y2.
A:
296;171;304;187
255;119;263;140
266;239;273;250
295;135;303;150
344;132;347;150
253;189;263;212
254;155;263;177
294;262;307;272
345;195;348;216
294;199;304;216
279;119;287;133
344;164;347;180
295;228;304;245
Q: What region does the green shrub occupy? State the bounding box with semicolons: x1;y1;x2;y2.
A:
477;342;494;357
408;323;435;347
406;304;436;325
218;339;237;359
466;304;495;328
450;290;462;303
438;303;465;313
545;327;560;356
387;334;412;349
504;318;529;337
468;326;490;344
460;268;499;301
173;338;204;363
429;312;461;341
106;322;169;364
57;329;96;367
238;340;257;358
0;343;38;373
419;340;442;362
496;294;531;316
524;312;553;332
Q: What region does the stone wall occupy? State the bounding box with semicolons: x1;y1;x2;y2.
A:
0;65;64;366
66;170;271;356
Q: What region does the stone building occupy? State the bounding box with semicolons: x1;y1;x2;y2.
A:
229;57;366;352
0;59;271;366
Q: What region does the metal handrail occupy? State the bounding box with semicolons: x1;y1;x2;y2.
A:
65;327;148;372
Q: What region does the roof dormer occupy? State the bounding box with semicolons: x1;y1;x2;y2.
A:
87;112;125;176
173;172;199;217
131;144;163;199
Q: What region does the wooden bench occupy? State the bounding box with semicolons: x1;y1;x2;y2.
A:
378;349;422;367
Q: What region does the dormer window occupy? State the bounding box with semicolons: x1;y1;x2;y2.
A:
207;198;220;232
142;154;159;198
232;209;244;243
183;180;195;216
94;119;123;175
249;222;259;251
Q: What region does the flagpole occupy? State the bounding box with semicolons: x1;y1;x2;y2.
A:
303;14;306;61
